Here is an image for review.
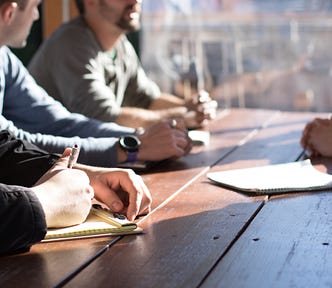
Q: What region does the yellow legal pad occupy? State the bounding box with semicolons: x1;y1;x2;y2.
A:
43;204;143;241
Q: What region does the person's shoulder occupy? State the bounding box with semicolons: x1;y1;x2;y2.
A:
0;46;12;56
46;16;93;45
0;46;7;62
0;46;19;65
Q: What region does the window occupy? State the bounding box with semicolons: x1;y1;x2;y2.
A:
141;0;332;112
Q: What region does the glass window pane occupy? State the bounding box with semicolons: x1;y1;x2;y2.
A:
141;0;332;112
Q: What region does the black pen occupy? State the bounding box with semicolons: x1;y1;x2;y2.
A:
297;147;308;161
67;145;80;168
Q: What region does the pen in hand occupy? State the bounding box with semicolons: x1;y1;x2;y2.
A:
67;145;80;168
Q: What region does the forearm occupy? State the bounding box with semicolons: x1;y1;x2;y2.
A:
10;103;134;139
1;119;124;167
116;107;161;128
37;136;121;167
149;93;185;110
116;105;187;129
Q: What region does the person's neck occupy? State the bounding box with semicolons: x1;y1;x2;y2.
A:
0;31;6;47
83;14;123;51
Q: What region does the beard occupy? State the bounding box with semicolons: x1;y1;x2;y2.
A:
116;14;141;33
98;0;141;33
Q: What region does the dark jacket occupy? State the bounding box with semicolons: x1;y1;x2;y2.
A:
0;130;59;254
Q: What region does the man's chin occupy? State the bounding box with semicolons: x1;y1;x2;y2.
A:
9;40;27;49
118;18;140;33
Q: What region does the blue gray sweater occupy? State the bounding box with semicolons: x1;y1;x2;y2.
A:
0;46;134;166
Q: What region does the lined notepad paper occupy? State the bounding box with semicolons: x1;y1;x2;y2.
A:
43;205;142;241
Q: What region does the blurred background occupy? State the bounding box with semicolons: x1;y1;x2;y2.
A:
141;0;332;112
14;0;332;113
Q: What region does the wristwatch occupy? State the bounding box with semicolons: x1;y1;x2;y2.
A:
119;135;141;162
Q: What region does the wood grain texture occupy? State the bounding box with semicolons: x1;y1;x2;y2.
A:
63;175;264;288
63;110;323;288
202;191;332;288
0;109;329;288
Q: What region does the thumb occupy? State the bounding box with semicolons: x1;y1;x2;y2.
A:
53;147;72;170
33;148;72;186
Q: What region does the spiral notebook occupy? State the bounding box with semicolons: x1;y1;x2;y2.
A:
207;159;332;195
43;204;143;242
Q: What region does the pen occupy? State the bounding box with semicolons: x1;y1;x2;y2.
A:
67;145;80;168
297;148;308;161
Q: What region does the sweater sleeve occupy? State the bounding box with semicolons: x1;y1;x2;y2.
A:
0;183;47;255
0;47;135;167
0;116;121;167
0;131;52;254
0;130;59;187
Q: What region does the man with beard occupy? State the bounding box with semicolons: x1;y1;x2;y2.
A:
0;0;193;168
29;0;217;129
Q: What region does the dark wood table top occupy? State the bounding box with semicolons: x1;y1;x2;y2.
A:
1;108;331;288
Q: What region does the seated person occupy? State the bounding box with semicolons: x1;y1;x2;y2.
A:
0;0;192;167
300;117;332;157
28;0;218;129
0;130;152;255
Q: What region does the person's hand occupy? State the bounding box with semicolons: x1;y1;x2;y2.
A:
32;148;94;228
137;119;193;161
300;117;332;157
83;167;152;221
184;90;218;129
301;120;314;150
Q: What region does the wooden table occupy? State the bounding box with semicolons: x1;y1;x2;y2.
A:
1;108;331;288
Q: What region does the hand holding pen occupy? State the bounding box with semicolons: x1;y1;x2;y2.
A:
33;146;94;227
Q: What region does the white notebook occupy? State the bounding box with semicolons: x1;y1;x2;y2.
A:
207;159;332;195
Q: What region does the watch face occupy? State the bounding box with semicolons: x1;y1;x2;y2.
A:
120;135;141;152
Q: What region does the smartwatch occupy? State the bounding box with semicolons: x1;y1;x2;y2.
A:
119;135;141;162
